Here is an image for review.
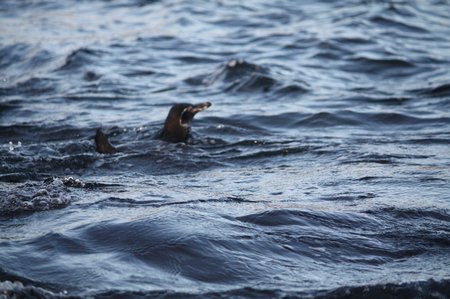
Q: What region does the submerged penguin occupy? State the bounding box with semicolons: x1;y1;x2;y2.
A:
95;102;211;154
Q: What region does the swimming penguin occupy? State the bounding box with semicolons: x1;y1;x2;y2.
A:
95;102;211;154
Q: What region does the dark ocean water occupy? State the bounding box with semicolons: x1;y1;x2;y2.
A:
1;0;450;298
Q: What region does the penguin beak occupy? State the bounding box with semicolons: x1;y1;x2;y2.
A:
190;102;212;113
180;102;211;127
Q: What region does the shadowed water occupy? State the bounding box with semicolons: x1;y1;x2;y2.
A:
0;0;449;298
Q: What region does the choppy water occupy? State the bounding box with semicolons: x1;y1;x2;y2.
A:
1;0;450;298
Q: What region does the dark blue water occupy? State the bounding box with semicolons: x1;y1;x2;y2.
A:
1;1;450;298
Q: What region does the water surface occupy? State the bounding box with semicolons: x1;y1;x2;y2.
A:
1;0;449;298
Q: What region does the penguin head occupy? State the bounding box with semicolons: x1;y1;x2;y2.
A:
161;102;211;143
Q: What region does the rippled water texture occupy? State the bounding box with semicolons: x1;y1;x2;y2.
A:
1;0;450;298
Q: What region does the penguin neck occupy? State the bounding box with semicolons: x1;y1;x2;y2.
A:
162;115;190;143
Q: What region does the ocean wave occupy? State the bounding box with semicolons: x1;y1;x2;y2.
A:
0;178;72;216
0;77;57;96
227;144;312;161
209;110;450;132
185;59;279;93
0;278;449;299
411;82;450;97
364;207;450;249
0;281;65;299
237;209;379;230
57;48;107;71
370;15;429;34
314;279;450;299
0;279;450;299
302;111;449;127
0;43;31;70
342;56;416;75
366;207;450;223
343;95;413;106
